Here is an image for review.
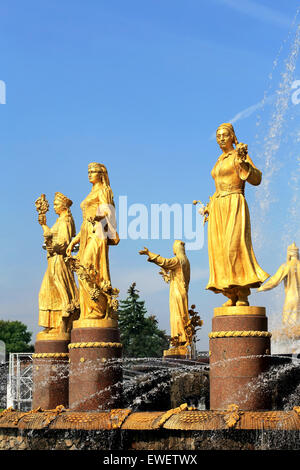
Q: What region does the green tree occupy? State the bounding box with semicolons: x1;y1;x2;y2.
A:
0;320;34;354
118;283;169;357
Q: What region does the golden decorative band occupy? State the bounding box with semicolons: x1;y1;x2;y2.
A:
209;330;272;339
157;403;196;428
68;341;122;349
32;353;69;358
73;318;118;329
213;306;266;317
163;346;189;357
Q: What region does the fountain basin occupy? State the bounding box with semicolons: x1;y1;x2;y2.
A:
0;405;300;450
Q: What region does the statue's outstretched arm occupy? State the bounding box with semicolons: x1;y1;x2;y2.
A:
257;264;288;292
139;247;178;270
147;251;179;270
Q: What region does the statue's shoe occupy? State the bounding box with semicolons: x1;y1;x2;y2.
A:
222;297;237;307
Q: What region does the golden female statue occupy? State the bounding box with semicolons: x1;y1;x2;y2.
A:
66;163;119;321
36;192;79;338
139;240;191;346
204;123;269;306
258;242;300;326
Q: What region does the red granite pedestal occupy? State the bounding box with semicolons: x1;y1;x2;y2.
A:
32;337;69;409
209;306;271;411
68;319;123;411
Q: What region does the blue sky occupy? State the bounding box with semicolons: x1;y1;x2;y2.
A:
1;0;300;350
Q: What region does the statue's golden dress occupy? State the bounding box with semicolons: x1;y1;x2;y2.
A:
77;185;114;319
147;251;190;343
38;213;79;329
206;150;269;294
259;243;300;326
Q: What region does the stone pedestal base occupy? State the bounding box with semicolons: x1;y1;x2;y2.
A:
69;324;123;411
209;306;271;411
32;339;69;409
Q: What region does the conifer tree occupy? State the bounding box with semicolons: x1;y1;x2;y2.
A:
118;283;169;357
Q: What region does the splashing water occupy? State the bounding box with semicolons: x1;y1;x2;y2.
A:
244;12;300;346
67;357;209;411
252;13;300;252
1;353;299;414
1;356;209;412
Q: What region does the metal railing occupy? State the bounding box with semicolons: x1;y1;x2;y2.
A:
7;353;33;411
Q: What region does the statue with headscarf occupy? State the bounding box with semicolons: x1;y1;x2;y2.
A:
35;192;79;338
202;123;269;307
139;240;192;351
66;163;120;322
258;242;300;326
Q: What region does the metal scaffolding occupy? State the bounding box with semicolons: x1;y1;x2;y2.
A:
7;353;33;411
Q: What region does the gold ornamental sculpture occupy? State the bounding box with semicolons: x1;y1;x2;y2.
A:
140;240;202;357
258;242;300;340
201;123;272;411
66;162;120;328
196;122;269;307
35;192;80;340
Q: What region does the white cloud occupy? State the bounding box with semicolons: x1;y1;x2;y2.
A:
214;0;294;29
229;95;275;124
209;94;276;140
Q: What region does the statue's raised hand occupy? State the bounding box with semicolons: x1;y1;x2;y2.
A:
193;199;209;224
139;247;149;256
235;142;248;164
38;214;47;226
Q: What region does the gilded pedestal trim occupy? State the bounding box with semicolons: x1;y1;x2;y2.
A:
68;341;122;349
209;330;271;339
163;346;189;357
32;353;69;358
214;306;266;317
36;331;71;342
72;318;118;329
